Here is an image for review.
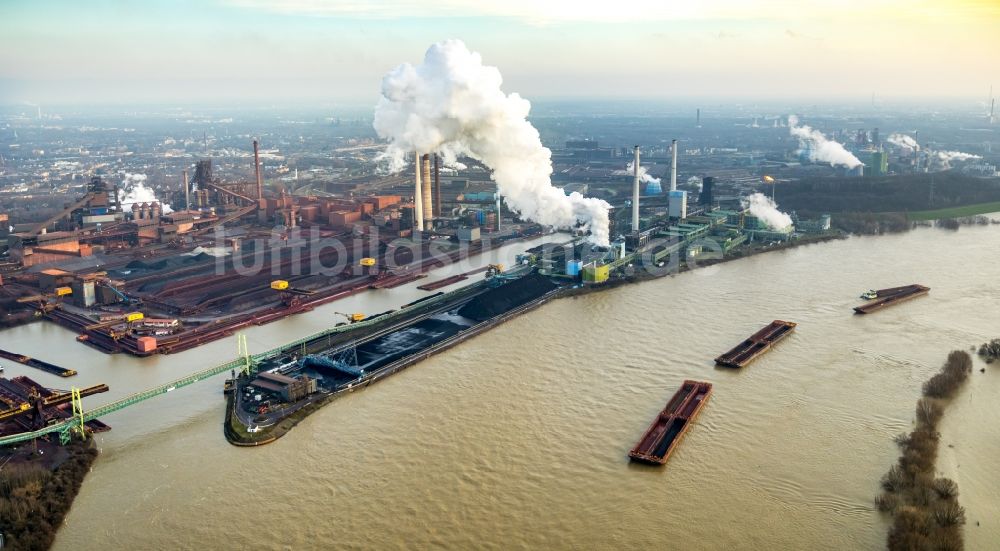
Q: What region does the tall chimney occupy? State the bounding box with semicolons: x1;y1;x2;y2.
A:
670;139;678;192
991;98;995;125
421;154;433;230
696;108;701;128
182;169;189;211
632;145;640;234
414;152;424;232
433;154;441;218
253;139;263;204
495;192;502;232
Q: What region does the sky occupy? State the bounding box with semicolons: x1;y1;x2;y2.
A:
1;0;998;107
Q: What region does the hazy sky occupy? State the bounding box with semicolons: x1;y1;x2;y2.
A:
2;0;998;107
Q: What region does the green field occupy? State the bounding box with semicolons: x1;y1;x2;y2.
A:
906;202;1000;221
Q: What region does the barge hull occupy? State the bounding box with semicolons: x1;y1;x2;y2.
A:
629;380;712;465
854;284;929;314
714;320;796;368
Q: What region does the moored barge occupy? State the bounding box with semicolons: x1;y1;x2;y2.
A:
714;320;796;368
629;380;712;465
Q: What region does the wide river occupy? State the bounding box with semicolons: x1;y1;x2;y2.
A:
3;226;999;550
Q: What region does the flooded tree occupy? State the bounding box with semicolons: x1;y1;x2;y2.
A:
877;350;973;551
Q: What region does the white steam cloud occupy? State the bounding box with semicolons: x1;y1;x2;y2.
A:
788;115;863;169
935;150;982;169
625;161;661;188
373;40;611;245
119;173;173;214
936;151;981;162
887;133;919;150
742;193;793;230
887;134;981;168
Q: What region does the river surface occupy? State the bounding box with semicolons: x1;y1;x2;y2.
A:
3;226;999;550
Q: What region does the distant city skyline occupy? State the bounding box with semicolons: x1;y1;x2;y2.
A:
1;0;998;107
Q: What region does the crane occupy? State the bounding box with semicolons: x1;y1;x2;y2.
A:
16;286;73;313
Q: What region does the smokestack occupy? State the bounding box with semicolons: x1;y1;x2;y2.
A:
991;98;995;125
433;153;441;218
253;139;263;204
421;153;433;230
670;139;678;192
696;108;701;128
413;152;424;231
495;192;502;232
632;145;640;234
182;169;189;211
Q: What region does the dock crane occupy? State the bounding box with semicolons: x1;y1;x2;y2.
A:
16;286;73;313
270;280;316;307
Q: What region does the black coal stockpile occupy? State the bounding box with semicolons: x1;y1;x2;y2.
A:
458;273;556;322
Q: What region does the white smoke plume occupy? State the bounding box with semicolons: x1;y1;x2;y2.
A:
887;134;981;167
742;192;793;230
788;115;863;169
935;151;981;162
373;40;611;245
119;173;173;214
935;150;982;169
887;133;919;150
625;161;661;188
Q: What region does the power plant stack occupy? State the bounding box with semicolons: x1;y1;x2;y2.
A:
670;139;678;192
495;192;502;232
991;98;995;125
413;152;424;231
182;170;189;211
433;154;441;218
253;139;263;205
632;145;640;233
421;153;433;230
667;139;687;219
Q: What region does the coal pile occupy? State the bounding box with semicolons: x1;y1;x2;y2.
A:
458;273;556;322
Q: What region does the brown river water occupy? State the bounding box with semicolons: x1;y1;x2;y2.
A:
2;227;999;550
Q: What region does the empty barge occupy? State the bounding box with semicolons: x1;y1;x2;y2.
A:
629;380;712;465
714;320;796;368
854;284;929;314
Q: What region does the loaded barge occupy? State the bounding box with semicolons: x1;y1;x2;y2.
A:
629;380;712;465
226;270;562;445
714;320;796;368
854;284;929;314
0;348;77;377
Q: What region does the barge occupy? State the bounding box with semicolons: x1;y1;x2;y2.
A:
0;348;77;377
714;320;796;368
226;271;562;445
853;284;929;314
629;380;712;465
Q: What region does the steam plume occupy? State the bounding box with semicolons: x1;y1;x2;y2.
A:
887;133;981;167
742;193;792;230
373;40;611;245
626;161;661;191
887;133;919;150
788;115;863;169
935;150;981;169
119;173;173;213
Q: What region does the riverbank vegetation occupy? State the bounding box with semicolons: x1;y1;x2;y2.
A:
977;339;1000;363
0;439;97;551
875;350;973;551
778;173;1000;216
